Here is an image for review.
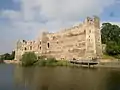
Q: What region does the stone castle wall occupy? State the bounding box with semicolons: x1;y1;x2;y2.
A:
15;16;102;60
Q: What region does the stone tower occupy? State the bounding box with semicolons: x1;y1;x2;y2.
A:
94;16;103;58
85;16;102;59
14;40;24;60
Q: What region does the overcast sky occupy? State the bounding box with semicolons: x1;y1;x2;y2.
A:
0;0;120;54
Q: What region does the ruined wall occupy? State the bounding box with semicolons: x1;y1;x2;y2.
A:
15;16;103;60
42;24;86;60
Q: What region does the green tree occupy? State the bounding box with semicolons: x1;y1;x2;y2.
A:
0;51;15;60
101;23;120;44
3;53;11;60
106;41;120;55
101;23;120;57
9;51;15;60
20;52;37;67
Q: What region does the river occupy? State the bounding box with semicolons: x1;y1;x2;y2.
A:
0;64;120;90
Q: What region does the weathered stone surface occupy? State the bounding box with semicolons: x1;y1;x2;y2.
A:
14;16;102;61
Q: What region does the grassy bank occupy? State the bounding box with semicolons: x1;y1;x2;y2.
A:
102;54;116;60
34;59;74;67
20;52;74;67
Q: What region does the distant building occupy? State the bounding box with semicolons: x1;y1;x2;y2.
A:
15;16;102;60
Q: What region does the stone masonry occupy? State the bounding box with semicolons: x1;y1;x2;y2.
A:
14;16;103;61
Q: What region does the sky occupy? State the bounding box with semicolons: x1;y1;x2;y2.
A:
0;0;120;54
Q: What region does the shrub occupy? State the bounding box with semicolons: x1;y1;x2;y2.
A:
57;60;72;66
20;52;37;67
35;59;46;66
36;57;58;66
33;55;74;67
38;55;46;60
45;57;57;66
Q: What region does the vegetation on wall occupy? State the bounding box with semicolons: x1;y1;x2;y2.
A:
101;23;120;58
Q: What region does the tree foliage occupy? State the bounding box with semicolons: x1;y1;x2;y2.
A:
20;52;37;67
101;23;120;57
106;41;120;55
101;23;120;44
0;51;15;60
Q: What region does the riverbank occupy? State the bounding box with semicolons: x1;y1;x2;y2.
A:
3;60;20;64
3;59;120;68
96;60;120;68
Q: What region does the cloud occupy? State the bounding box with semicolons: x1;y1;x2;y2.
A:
20;0;115;21
0;0;118;54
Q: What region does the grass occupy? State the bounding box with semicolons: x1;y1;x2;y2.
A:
101;54;120;60
102;54;116;59
20;53;77;67
34;58;74;67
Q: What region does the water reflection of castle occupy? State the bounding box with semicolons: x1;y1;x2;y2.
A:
13;67;116;90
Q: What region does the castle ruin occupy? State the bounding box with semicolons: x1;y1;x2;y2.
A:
15;16;102;61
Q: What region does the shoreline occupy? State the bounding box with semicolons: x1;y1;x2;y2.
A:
3;59;120;69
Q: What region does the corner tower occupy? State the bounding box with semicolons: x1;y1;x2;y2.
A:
84;16;102;59
93;16;102;58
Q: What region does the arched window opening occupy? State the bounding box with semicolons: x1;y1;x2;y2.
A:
24;47;27;50
47;43;50;48
40;47;41;50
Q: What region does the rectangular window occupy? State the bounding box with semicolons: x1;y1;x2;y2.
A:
30;46;32;50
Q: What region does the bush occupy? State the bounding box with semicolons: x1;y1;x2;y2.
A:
20;52;37;67
106;41;120;56
36;57;73;67
45;58;57;66
35;59;46;66
23;55;74;67
38;55;46;60
114;55;120;59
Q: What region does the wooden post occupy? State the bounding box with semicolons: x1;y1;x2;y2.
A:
88;63;90;68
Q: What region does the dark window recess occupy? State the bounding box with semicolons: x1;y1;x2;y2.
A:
25;47;27;50
30;46;32;50
84;30;86;33
40;47;41;50
57;42;58;44
40;41;41;44
53;36;55;40
47;43;50;48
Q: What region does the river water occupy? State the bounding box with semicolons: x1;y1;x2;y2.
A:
0;64;120;90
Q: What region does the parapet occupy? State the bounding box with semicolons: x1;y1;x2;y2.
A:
84;16;100;27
